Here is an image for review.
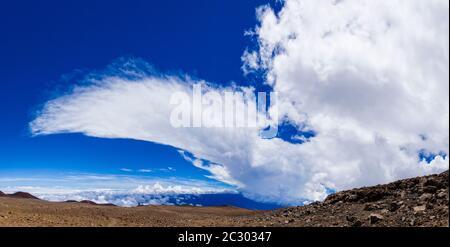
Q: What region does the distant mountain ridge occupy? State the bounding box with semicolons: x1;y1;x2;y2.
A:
0;191;39;200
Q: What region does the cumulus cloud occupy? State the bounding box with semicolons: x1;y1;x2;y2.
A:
37;192;190;207
35;183;232;207
30;0;449;204
0;173;232;206
243;0;449;195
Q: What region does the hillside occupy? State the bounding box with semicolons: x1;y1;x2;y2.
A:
236;170;448;227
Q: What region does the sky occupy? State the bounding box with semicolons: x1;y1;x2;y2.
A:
0;0;271;176
0;0;282;207
0;0;449;207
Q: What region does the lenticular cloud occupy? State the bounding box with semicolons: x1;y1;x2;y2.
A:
31;0;449;204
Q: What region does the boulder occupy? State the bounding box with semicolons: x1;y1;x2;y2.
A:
368;213;384;224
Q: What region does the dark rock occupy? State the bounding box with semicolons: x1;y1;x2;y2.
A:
347;193;359;202
352;220;362;227
421;177;440;187
368;213;384;224
388;202;400;212
364;190;390;202
422;186;438;193
346;215;356;222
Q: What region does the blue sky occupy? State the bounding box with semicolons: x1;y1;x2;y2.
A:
0;0;274;178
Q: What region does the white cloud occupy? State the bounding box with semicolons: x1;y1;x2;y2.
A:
30;0;449;204
120;168;133;172
0;173;232;207
132;182;219;194
37;192;175;207
138;169;152;173
43;182;232;206
158;167;176;172
243;0;449;197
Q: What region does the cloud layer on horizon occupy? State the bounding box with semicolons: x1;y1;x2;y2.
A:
0;173;233;206
30;0;449;204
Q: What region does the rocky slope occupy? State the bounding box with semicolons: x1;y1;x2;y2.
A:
0;171;448;227
235;170;448;227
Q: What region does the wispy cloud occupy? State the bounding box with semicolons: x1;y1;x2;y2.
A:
138;169;152;173
158;167;176;172
120;168;174;173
